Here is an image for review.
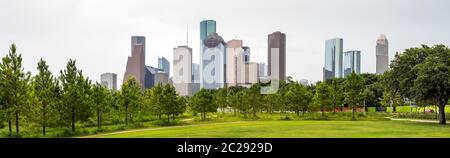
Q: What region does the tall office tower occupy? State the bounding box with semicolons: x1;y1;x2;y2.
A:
323;38;343;80
376;34;389;74
158;57;170;74
343;50;361;77
226;39;243;87
268;31;286;82
236;46;253;85
124;36;145;88
200;33;226;89
258;62;266;77
200;20;217;41
100;73;117;90
173;46;193;96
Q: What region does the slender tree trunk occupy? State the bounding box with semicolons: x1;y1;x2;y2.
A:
97;110;101;129
125;106;128;126
8;119;12;136
333;103;336;113
167;114;170;123
15;112;19;134
159;113;161;119
352;105;355;120
438;103;446;124
43;110;46;136
72;106;75;132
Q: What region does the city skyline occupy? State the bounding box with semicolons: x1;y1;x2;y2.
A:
1;0;449;86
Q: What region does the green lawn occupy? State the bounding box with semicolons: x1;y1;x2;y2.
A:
87;120;450;138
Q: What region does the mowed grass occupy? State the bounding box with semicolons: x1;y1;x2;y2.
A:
88;120;450;138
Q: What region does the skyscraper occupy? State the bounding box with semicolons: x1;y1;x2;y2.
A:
200;20;217;41
323;38;343;80
124;36;145;88
268;32;286;82
100;73;117;90
376;34;389;74
158;57;170;74
258;62;266;77
200;33;226;89
192;63;199;82
226;39;243;87
173;46;193;96
343;50;361;77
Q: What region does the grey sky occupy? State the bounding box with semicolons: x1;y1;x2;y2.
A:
1;0;449;86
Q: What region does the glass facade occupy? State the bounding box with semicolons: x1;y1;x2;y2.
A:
343;50;361;77
324;38;343;80
158;57;170;74
200;20;216;41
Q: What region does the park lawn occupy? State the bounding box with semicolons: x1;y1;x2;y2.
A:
87;120;450;138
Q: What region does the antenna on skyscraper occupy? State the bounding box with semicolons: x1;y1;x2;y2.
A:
186;24;189;46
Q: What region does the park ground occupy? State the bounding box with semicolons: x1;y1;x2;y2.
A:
82;111;450;138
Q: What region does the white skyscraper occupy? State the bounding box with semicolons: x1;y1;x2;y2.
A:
100;73;117;90
173;46;193;96
376;34;389;74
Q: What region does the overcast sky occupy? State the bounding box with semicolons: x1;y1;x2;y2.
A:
1;0;449;86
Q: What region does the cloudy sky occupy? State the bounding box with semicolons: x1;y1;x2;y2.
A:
1;0;449;86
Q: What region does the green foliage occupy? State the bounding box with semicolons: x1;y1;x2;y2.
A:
0;43;32;135
285;82;312;116
189;89;217;120
30;58;60;135
118;77;142;126
91;82;111;128
344;72;365;119
59;59;92;132
312;82;332;117
387;44;450;124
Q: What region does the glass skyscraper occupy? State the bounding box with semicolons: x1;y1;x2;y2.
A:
343;50;361;77
158;57;170;74
200;20;216;41
323;38;343;81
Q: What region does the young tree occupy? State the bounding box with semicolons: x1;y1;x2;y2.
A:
247;84;262;118
60;59;92;132
344;72;365;119
189;89;217;120
286;82;312;117
0;44;31;135
118;77;142;126
214;88;228;113
312;82;332;117
327;78;344;113
160;84;179;123
31;59;58;135
91;82;111;129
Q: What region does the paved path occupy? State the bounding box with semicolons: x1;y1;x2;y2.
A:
79;121;243;138
385;117;439;123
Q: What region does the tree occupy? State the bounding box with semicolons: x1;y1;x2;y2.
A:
387;44;449;124
60;59;92;132
214;88;228;113
91;82;111;129
189;89;217;120
160;84;179;123
0;44;31;136
326;78;345;113
286;82;312;117
344;72;365;119
31;58;58;135
412;45;449;124
312;82;332;117
118;77;142;125
247;84;262;118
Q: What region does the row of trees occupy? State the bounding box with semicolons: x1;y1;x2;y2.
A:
0;44;190;137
